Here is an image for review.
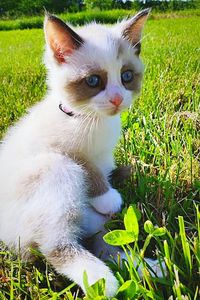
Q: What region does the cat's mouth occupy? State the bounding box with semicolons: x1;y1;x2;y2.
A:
95;104;126;117
109;107;121;115
104;105;125;116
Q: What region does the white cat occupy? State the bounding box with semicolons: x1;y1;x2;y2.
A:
0;9;156;297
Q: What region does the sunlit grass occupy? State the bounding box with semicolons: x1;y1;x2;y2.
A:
0;8;199;31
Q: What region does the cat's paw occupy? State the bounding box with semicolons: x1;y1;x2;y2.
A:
81;258;119;297
104;270;119;297
88;268;118;297
90;188;122;215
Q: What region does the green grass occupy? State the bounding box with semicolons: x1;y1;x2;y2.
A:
0;8;200;31
0;15;200;299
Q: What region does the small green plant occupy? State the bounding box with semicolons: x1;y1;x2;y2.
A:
83;272;107;300
103;206;167;299
81;205;198;299
104;206;140;246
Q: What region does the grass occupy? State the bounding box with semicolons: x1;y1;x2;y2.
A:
0;14;200;299
0;8;200;31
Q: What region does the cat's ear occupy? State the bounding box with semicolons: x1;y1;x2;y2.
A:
44;13;83;64
122;8;151;55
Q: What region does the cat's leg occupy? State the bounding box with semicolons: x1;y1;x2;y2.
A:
89;165;133;214
79;160;165;278
43;243;118;297
90;164;133;214
18;153;118;297
74;157;166;277
71;154;123;215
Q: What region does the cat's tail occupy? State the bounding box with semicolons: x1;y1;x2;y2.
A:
43;242;118;297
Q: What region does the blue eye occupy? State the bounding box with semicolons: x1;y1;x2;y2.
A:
121;70;133;84
86;75;100;88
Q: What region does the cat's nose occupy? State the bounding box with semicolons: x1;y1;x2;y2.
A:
109;94;123;107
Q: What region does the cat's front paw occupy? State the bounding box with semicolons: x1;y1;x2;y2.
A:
81;260;119;297
90;188;122;215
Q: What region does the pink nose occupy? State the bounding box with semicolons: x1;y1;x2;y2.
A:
109;94;123;107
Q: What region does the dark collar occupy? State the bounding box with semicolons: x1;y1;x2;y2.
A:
59;103;75;117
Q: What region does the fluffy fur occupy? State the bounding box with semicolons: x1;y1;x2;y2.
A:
0;9;155;296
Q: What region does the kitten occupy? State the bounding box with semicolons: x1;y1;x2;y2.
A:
0;9;151;296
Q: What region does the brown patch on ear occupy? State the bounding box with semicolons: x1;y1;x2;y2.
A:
44;13;83;63
121;64;143;92
71;154;109;198
122;8;151;55
66;69;107;102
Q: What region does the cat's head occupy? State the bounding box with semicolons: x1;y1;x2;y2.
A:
44;9;150;117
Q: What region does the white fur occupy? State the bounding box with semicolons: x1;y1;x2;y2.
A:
91;188;123;215
81;206;108;238
58;254;119;296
